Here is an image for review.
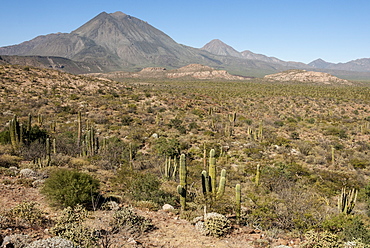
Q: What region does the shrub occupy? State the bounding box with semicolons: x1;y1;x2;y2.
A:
41;168;100;208
114;169;176;207
51;205;97;248
195;212;231;237
154;137;180;157
0;154;22;168
27;237;77;248
7;201;43;227
302;230;341;248
110;206;153;236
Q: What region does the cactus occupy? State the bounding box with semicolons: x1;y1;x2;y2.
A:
255;164;261;186
202;149;226;202
45;138;51;166
9;115;20;150
209;149;217;196
177;154;187;211
228;112;237;123
52;138;56;154
164;156;178;180
77;111;82;147
235;184;241;224
331;146;335;166
338;187;357;215
216;169;226;199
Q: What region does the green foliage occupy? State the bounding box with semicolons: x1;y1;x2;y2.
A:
342;216;370;244
114;168;176;207
0;130;10;144
41;168;100;208
154;137;180;157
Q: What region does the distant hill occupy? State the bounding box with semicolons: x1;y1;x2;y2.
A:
0;55;103;74
309;58;370;72
264;69;351;85
87;63;248;80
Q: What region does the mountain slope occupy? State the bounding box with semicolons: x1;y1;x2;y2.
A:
0;12;223;71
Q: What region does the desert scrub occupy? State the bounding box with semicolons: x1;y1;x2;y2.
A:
301;230;342;248
51;205;97;248
195;212;231;237
110;206;154;237
41;168;100;208
27;237;77;248
7;201;43;227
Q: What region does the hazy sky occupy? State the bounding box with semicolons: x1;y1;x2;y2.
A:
1;0;369;63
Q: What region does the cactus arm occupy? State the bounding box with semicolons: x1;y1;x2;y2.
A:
177;154;187;211
235;184;241;224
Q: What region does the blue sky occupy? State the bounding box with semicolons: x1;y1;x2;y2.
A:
1;0;369;63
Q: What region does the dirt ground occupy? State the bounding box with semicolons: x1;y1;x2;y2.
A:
0;175;302;247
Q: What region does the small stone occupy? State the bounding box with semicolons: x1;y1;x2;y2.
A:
162;204;174;211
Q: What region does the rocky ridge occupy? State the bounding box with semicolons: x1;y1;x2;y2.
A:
87;64;247;80
264;69;352;85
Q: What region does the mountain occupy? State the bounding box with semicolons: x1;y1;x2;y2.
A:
201;39;243;58
308;58;335;69
0;11;222;71
201;39;308;72
1;11;370;79
309;58;370;72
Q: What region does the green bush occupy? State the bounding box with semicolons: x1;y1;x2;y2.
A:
41;169;100;208
114;169;176;207
154;137;180;157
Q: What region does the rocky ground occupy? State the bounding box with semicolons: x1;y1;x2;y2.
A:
0;173;302;248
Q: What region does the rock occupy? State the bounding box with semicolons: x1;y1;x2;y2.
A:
2;234;30;248
19;169;37;178
32;179;45;188
264;69;351;85
162;204;174;211
151;133;159;138
26;237;77;248
101;201;120;211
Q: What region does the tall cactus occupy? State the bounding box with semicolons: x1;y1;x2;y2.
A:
9;115;20;150
338;187;358;215
164;156;178;180
216;169;226;199
202;149;226;201
255;164;261;186
77;111;82;147
45;138;51;166
235;184;241;224
177;154;187;211
209;149;217;196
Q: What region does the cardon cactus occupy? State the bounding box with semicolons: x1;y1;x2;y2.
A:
338;187;358;215
209;149;217;195
235;184;241;224
177;154;187;211
202;149;226;201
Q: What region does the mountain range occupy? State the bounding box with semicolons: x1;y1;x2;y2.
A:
1;11;370;79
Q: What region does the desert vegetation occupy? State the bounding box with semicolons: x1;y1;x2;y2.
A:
1;64;370;247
